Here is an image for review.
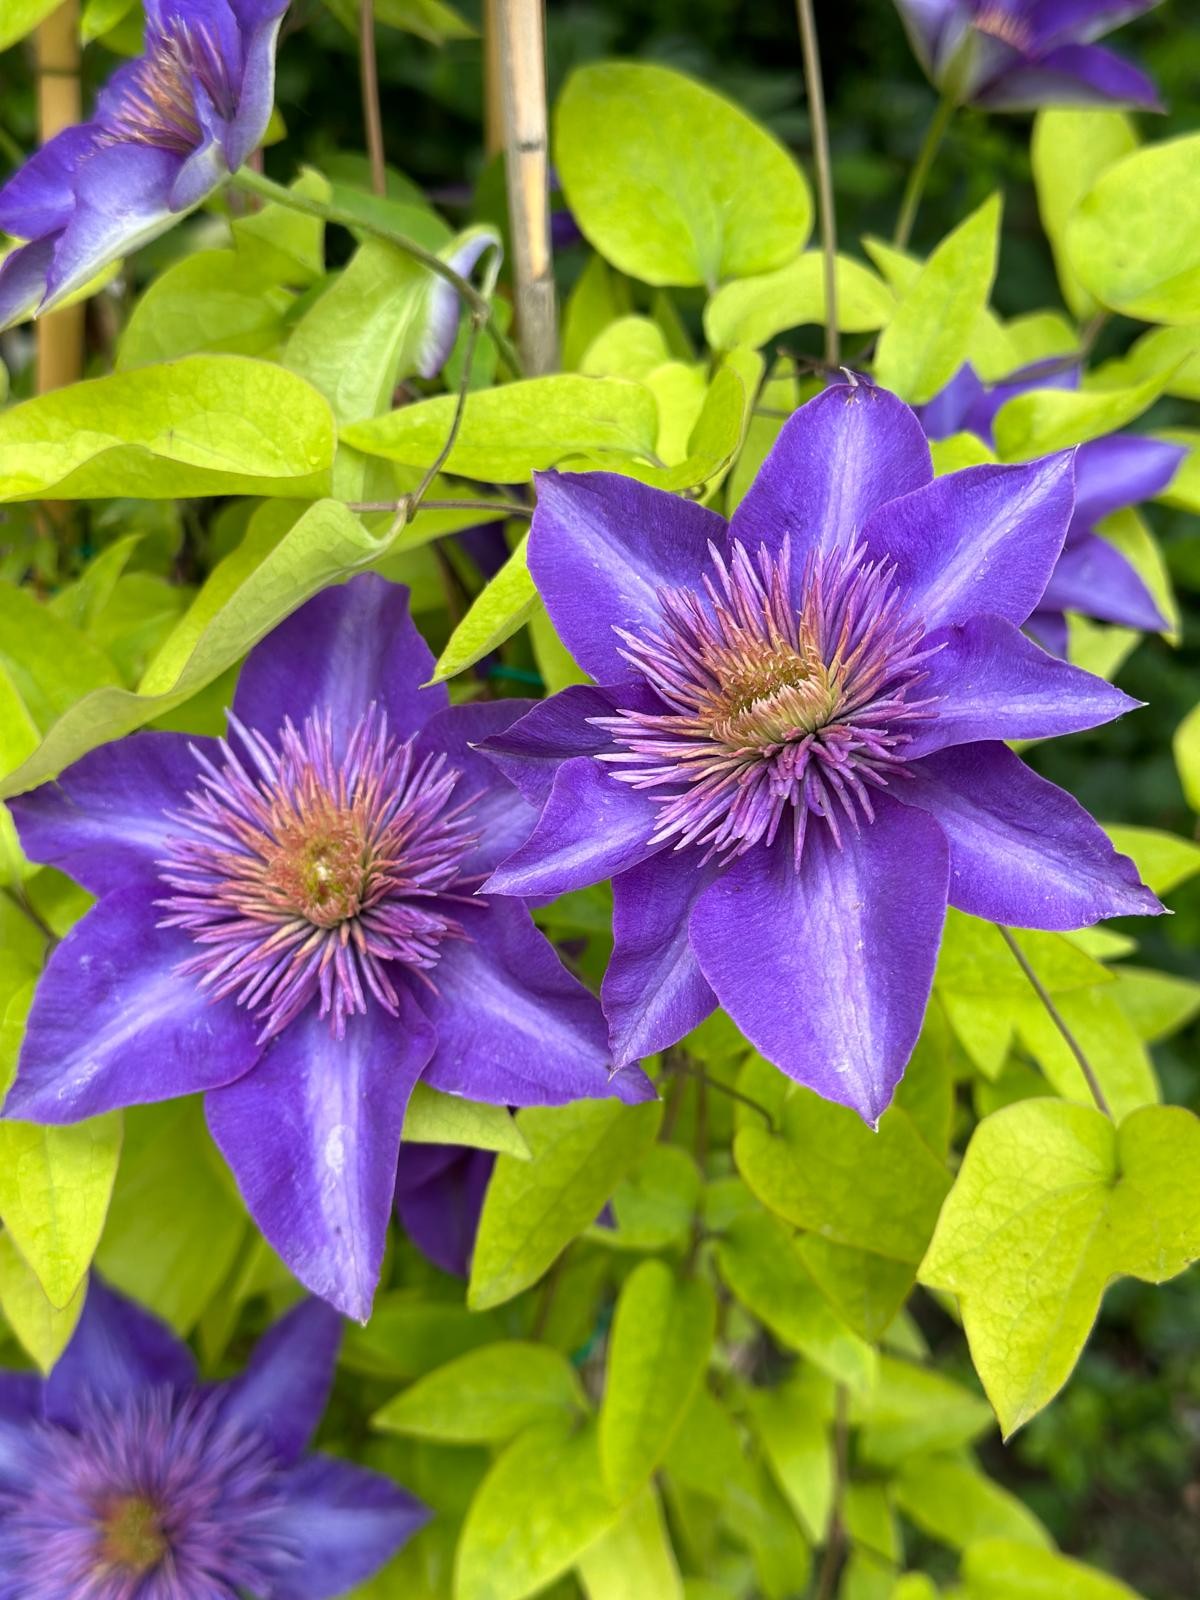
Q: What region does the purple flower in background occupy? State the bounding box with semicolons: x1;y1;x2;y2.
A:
480;384;1162;1124
922;361;1184;654
5;576;650;1320
0;1279;426;1598
394;1143;494;1278
893;0;1162;109
0;0;288;330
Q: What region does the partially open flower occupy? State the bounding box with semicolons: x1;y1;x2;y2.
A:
921;361;1185;653
481;383;1162;1125
0;0;289;331
893;0;1163;110
6;577;651;1320
0;1280;427;1598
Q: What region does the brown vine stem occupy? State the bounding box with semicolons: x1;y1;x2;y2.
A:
347;496;532;518
794;0;838;370
359;0;387;196
663;1056;776;1133
814;1384;850;1600
996;924;1114;1118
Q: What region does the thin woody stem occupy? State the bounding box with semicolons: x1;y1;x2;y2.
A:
795;0;838;369
814;1384;850;1600
230;167;523;378
893;90;956;249
359;0;387;197
347;496;531;518
996;924;1114;1118
664;1056;776;1132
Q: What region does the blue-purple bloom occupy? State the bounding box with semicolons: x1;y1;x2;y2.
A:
5;576;651;1320
893;0;1162;109
394;1142;493;1278
0;0;288;330
921;361;1185;653
0;1279;426;1599
480;383;1163;1124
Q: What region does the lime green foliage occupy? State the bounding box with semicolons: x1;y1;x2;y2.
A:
577;1487;683;1600
874;196;1001;404
921;1100;1200;1435
0;1233;85;1373
468;1100;662;1310
959;1539;1144;1599
993;371;1171;461
1064;135;1200;324
1031;109;1137;320
704;252;895;350
375;1343;585;1443
432;535;536;682
0;0;60;50
402;1085;530;1159
555;62;811;289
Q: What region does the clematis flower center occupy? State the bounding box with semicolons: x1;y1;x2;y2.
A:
593;536;939;866
969;3;1035;53
103;17;237;155
158;704;479;1041
97;1493;168;1575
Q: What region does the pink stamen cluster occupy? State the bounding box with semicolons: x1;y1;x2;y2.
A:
158;705;478;1041
103;16;236;154
593;537;941;866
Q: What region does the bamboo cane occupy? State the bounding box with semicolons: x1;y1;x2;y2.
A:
35;0;83;394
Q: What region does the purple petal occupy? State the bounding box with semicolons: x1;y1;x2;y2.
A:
907;614;1140;757
0;1375;40;1427
689;798;950;1124
1023;0;1160;49
1042;530;1167;631
0;237;55;332
415;699;538;878
730;383;932;564
5;888;262;1125
483;756;660;898
265;1455;429;1600
897;743;1163;929
892;0;958;72
419;896;654;1107
478;681;659;808
417;228;501;379
978;42;1162;111
42;142;181;312
919;364;989;441
528;471;726;683
44;1278;195;1429
868;454;1075;631
1073;436;1186;527
0;126;100;240
206;993;436;1322
602;851;718;1067
8;731;212;898
214;1299;342;1467
232;575;448;754
1026;609;1070;656
394;1146;493;1278
223;3;288;172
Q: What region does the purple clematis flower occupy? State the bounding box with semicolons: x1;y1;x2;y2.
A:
479;383;1163;1124
921;361;1185;654
893;0;1162;109
0;0;288;330
394;1143;494;1279
0;1279;427;1598
5;576;651;1320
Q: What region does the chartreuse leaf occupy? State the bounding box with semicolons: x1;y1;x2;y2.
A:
1111;965;1200;1044
1174;702;1200;812
1115;324;1200;401
742;1376;834;1542
555;62;811;289
992;369;1169;461
0;500;380;798
734;1086;952;1268
892;1578;939;1600
1155;427;1200;512
590;1143;701;1252
324;0;475;45
1011;986;1157;1120
343;375;659;481
892;1457;1050;1552
0;1232;86;1372
581;316;673;378
95;1100;247;1335
117;251;296;369
716;1212;877;1394
795;1235;917;1343
431;534;537;684
0;582;121;729
874;195;1001;405
703;251;894;350
230;168;329;286
1098;506;1178;641
1103;823;1200;895
599;1260;715;1502
1064;134;1200;324
454;1419;621;1600
0;978;35;1104
562;255;633;372
626;363;751;495
1031;109;1137;319
0;1114;122;1309
469;1100;662;1310
374;1342;585;1443
0;0;60;50
342;1291;507;1381
959;1538;1142;1599
920;1100;1200;1436
577;1486;683;1600
850;1355;992;1469
402;1082;529;1159
0;357;335;502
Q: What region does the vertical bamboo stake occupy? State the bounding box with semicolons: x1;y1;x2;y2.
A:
495;0;557;375
35;0;83;394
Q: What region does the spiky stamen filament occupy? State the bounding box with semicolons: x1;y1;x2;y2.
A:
969;3;1035;53
0;1389;295;1598
158;704;479;1041
593;537;941;866
101;17;237;154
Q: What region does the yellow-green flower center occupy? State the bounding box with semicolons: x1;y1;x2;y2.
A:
98;1494;168;1575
